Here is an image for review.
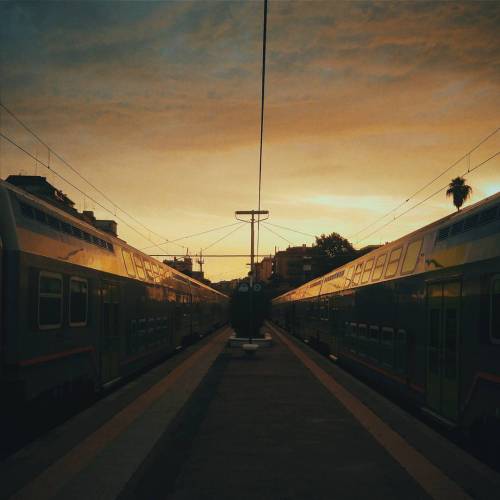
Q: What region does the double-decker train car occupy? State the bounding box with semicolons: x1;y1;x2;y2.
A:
272;191;500;430
0;176;228;403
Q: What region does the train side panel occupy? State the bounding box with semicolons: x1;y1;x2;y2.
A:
272;193;500;428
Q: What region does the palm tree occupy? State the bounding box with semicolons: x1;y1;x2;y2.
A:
446;176;472;211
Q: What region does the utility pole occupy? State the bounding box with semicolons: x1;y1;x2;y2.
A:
235;210;269;340
196;248;204;274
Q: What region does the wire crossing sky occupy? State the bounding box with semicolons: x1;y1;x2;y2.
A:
1;1;499;280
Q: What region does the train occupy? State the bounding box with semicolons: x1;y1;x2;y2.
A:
0;175;228;404
229;281;270;338
272;191;500;431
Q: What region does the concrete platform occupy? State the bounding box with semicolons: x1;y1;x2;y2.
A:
2;323;500;500
228;331;273;348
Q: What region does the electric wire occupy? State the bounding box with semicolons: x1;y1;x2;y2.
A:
0;101;185;250
348;127;499;241
256;0;268;264
355;151;499;245
0;130;185;254
262;221;316;238
140;221;243;251
202;222;246;252
260;223;294;245
149;254;261;258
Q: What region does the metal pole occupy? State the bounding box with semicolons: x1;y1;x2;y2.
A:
249;211;255;342
234;210;269;343
250;211;255;284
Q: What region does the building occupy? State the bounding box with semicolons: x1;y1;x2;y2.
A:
255;256;273;282
273;245;322;286
212;278;241;295
163;256;193;275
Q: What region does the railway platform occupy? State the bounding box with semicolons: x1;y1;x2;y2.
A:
1;324;500;500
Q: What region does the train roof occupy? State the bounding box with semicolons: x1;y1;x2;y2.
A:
274;190;500;304
0;178;227;299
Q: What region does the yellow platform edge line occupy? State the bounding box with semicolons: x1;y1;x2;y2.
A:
268;323;471;500
10;326;232;500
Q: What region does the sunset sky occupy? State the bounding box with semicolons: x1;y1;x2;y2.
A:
1;0;499;281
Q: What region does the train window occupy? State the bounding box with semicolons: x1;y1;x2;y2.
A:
106;242;114;252
358;324;367;338
20;202;34;219
490;278;500;343
385;247;402;278
369;325;379;342
122;250;136;277
138;318;146;335
437;227;449;241
344;266;354;288
361;259;374;284
401;239;422;275
372;254;386;281
60;222;71;234
82;231;91;243
352;262;364;286
38;272;63;330
35;209;46;224
134;254;146;279
47;215;60;231
381;327;394;368
69;278;88;326
395;329;407;374
158;266;165;280
463;214;478;231
72;226;83;239
320;298;328;320
479;206;497;225
151;261;160;279
347;323;358;353
450;221;463;236
368;325;379;361
144;260;155;281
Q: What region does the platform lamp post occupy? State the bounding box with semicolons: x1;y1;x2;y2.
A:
235;210;269;342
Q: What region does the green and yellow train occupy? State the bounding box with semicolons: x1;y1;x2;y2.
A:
0;176;228;403
272;192;500;430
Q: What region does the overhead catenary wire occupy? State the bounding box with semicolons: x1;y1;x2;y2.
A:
0;130;186;255
262;221;316;238
1;104;273;279
260;223;294;245
348;127;499;241
149;254;271;258
0;101;185;251
140;221;243;251
256;0;268;264
355;151;499;245
202;222;246;252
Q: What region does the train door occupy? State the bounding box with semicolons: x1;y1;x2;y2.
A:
426;281;461;422
328;295;338;356
0;237;3;366
100;281;121;385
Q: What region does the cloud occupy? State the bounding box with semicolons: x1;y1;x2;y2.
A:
1;0;499;280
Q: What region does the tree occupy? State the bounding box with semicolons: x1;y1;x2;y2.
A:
315;232;355;259
446;176;472;211
313;232;357;274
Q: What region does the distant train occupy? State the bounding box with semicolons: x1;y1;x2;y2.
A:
229;282;269;338
272;191;500;431
0;176;228;403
